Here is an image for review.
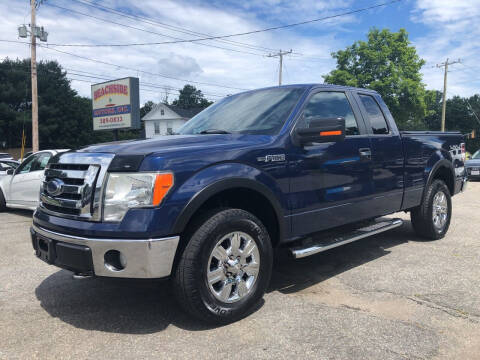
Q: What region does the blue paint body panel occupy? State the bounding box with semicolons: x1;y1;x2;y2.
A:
33;84;467;244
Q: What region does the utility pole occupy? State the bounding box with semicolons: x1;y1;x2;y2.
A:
31;0;38;152
18;1;47;152
436;58;461;131
267;49;292;86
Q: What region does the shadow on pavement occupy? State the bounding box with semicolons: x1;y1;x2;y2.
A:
35;220;417;334
5;208;34;219
269;220;417;294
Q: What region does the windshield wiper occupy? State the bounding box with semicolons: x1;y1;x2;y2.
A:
199;129;231;134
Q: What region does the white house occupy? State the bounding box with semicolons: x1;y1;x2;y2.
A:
142;103;204;138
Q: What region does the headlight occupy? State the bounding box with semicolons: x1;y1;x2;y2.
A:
103;172;174;222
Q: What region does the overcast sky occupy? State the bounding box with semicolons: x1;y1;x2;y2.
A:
1;0;479;104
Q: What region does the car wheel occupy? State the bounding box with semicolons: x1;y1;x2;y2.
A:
411;179;452;240
0;188;6;212
173;208;273;324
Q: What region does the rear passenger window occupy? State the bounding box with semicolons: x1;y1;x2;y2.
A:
301;92;359;135
359;94;389;135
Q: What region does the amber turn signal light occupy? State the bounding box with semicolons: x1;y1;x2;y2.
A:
320;130;342;136
153;173;174;206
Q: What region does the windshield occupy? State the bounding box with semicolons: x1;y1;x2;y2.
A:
472;150;480;159
178;87;306;135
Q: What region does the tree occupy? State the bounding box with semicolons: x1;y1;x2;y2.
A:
323;28;427;130
140;100;155;119
172;84;212;109
0;58;139;149
423;90;443;130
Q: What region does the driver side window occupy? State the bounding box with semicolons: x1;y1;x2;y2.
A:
300;91;359;136
16;155;37;174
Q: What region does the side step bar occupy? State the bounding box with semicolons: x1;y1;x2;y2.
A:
290;218;403;259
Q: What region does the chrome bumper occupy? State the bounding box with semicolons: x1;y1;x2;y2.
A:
31;224;179;279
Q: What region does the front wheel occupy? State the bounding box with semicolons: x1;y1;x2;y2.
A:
173;208;273;324
411;179;452;240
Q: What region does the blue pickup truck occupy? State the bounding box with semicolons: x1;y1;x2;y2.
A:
29;84;467;323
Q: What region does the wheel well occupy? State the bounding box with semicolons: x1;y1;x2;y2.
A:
183;187;281;247
431;166;454;195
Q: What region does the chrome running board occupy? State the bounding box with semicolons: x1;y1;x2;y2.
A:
290;218;403;259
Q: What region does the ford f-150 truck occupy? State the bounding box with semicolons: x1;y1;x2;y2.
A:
28;84;467;323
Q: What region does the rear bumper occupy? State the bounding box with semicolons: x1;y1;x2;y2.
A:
31;224;179;279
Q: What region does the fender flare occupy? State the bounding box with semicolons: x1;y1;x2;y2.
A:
424;159;455;196
171;177;286;241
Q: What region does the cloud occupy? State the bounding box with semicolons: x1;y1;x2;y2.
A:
156;53;203;78
5;0;476;106
411;0;480;97
0;0;349;103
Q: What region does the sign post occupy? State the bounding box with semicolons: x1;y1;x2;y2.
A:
91;77;140;135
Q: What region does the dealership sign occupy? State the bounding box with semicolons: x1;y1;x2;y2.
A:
91;77;140;131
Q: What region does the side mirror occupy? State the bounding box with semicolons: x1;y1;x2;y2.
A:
295;117;346;145
6;168;14;175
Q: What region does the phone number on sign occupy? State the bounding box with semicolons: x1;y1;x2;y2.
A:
99;116;124;124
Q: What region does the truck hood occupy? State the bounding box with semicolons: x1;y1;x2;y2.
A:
78;134;275;156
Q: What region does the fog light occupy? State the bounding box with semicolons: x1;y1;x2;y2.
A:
104;250;127;271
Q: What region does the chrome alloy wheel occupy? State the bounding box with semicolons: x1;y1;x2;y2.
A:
432;191;448;230
206;231;260;303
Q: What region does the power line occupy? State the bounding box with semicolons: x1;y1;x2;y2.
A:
42;0;403;47
45;2;269;57
1;60;226;99
65;69;225;98
465;98;480;127
0;40;249;91
69;0;277;53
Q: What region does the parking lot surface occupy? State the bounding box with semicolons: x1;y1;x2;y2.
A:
1;183;480;359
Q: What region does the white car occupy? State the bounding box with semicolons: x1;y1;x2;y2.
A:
0;160;20;176
0;150;68;211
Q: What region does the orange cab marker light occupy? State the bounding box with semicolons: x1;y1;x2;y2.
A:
153;173;174;206
320;130;342;136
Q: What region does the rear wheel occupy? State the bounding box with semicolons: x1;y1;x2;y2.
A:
173;208;273;324
411;179;452;240
0;189;6;212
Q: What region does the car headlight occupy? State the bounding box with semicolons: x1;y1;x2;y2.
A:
103;172;174;222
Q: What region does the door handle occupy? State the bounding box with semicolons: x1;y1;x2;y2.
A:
359;148;372;161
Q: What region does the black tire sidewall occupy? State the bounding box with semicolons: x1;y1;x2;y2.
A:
424;180;452;238
178;209;273;323
0;188;6;211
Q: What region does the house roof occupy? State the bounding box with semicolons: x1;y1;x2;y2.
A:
142;103;204;121
166;105;204;118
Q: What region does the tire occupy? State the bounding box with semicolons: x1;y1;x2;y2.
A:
173;208;273;324
411;179;452;240
0;188;6;212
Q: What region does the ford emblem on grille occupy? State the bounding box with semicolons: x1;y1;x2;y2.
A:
46;178;65;196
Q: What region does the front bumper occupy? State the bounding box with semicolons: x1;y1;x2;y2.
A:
31;224;179;279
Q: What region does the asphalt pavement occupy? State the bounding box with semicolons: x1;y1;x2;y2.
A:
1;182;479;359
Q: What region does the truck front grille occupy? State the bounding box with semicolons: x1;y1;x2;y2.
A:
41;164;99;218
39;152;115;221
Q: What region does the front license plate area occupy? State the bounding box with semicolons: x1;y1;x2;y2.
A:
35;235;56;264
471;170;479;176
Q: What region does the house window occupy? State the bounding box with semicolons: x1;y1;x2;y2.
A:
160;109;165;116
167;120;173;135
154;121;160;135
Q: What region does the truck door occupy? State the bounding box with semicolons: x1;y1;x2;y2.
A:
289;90;374;238
354;93;404;216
